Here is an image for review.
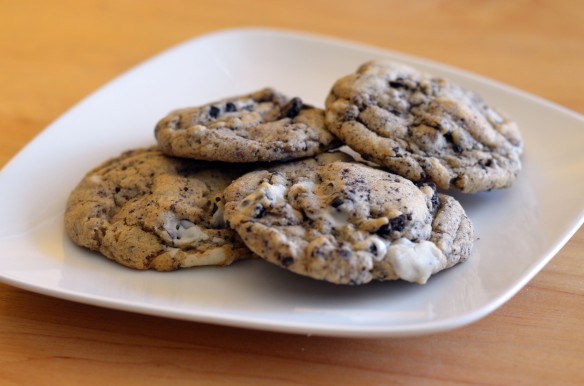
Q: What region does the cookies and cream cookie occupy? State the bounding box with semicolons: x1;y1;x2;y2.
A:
65;147;253;271
325;60;523;193
223;156;473;285
155;88;336;163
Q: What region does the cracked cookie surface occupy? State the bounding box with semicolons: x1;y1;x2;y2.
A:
155;88;336;163
325;60;523;193
223;155;473;285
65;147;252;271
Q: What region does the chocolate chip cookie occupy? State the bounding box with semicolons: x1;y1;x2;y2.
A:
65;147;253;271
325;60;523;193
155;88;336;163
223;156;473;285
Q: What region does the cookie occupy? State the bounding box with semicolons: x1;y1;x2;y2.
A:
325;60;523;193
65;147;253;271
223;157;473;285
155;88;337;163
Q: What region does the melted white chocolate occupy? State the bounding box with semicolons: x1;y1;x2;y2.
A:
385;238;446;284
162;212;209;247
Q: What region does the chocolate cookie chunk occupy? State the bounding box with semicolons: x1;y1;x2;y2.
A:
65;147;253;271
155;88;336;163
223;156;473;285
325;60;523;193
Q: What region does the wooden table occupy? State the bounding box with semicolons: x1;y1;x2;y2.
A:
1;1;583;384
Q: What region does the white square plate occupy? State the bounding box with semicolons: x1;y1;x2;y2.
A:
1;29;583;337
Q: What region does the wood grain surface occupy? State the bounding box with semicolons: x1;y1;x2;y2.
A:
1;1;583;384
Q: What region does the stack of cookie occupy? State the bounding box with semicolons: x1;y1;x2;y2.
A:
65;60;523;285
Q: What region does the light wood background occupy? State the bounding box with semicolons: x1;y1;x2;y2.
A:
1;1;583;384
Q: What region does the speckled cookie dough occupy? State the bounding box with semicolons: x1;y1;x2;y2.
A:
155;88;337;163
65;147;253;271
325;60;523;193
223;156;473;285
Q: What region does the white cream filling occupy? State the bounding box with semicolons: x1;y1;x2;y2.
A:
183;247;228;267
369;236;388;259
167;247;229;267
385;238;446;284
237;182;286;217
263;182;286;200
162;212;209;247
318;207;350;229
